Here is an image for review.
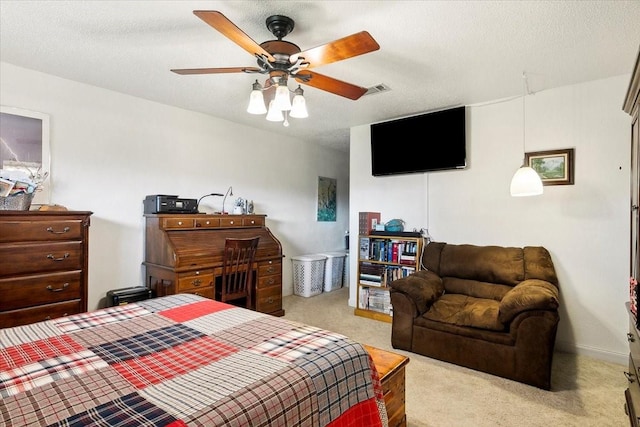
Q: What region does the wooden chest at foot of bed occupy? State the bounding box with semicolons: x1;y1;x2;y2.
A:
365;345;410;427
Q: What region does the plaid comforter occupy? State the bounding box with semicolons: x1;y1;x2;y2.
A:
0;294;388;426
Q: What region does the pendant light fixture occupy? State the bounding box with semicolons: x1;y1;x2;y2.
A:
510;72;543;197
246;76;308;126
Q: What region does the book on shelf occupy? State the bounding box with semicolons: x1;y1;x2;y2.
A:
359;212;381;235
359;237;370;260
360;280;383;287
391;241;399;263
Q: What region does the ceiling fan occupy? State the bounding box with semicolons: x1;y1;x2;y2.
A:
171;10;380;100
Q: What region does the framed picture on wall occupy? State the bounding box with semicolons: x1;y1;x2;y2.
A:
317;176;337;222
525;148;575;186
0;106;51;204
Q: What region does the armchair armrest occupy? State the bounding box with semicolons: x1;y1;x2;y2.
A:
498;279;559;323
389;270;444;314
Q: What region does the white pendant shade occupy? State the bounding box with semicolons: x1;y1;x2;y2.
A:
290;94;308;118
510;166;543;197
247;89;267;114
274;85;292;111
266;100;284;122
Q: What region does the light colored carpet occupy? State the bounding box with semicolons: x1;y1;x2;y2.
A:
282;287;628;427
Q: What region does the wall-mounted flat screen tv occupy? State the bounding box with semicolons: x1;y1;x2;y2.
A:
370;106;466;176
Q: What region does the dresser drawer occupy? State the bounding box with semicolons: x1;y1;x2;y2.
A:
0;271;82;310
0;300;82;328
255;285;282;314
628;354;640;427
177;270;214;292
630;313;640;363
0;219;84;243
195;218;220;228
258;259;281;276
219;217;244;227
242;216;264;227
180;287;215;300
0;241;83;277
162;218;196;229
258;272;282;289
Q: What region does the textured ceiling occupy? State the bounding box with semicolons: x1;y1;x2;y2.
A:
1;1;639;152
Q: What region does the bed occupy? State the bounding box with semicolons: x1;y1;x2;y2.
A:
0;293;388;426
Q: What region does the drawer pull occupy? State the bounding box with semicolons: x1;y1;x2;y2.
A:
267;297;273;304
47;253;70;261
629;333;635;342
47;226;70;234
267;267;275;273
47;283;69;292
191;279;202;286
267;278;275;285
625;371;635;383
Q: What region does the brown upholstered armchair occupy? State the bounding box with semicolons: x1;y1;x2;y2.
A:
389;242;560;389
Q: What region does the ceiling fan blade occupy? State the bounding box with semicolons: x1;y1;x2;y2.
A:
294;71;368;100
171;67;262;75
293;31;380;68
193;11;275;62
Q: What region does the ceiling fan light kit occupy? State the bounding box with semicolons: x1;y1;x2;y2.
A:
172;10;380;127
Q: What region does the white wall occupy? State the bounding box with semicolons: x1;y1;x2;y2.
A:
350;75;631;364
1;62;350;309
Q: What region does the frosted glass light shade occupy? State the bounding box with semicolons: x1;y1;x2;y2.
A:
247;90;267;114
510;166;543;196
266;101;284;122
290;94;308;118
274;85;292;111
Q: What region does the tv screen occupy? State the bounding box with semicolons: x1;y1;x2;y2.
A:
370;106;466;176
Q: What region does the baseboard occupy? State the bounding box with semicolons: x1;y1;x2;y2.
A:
555;340;626;365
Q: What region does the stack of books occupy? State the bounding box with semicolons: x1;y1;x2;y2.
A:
358;287;392;314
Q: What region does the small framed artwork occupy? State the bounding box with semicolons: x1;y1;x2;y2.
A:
525;148;574;186
0;106;51;204
317;176;337;222
0;178;14;197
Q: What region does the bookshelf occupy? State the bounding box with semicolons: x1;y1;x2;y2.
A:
355;233;424;322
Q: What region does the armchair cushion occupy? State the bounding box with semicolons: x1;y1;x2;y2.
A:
498;279;559;323
389;270;443;314
424;294;505;331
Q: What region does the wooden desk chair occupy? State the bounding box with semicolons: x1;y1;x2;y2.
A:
217;236;260;309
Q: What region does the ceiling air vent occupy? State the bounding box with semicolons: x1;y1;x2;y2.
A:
364;83;391;96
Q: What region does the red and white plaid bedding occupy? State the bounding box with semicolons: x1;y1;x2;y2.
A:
0;294;388;426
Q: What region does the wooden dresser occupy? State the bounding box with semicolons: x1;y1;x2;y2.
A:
0;211;92;328
143;213;284;316
625;44;640;427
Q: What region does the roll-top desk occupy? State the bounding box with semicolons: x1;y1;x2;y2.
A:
0;211;92;328
143;214;284;317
